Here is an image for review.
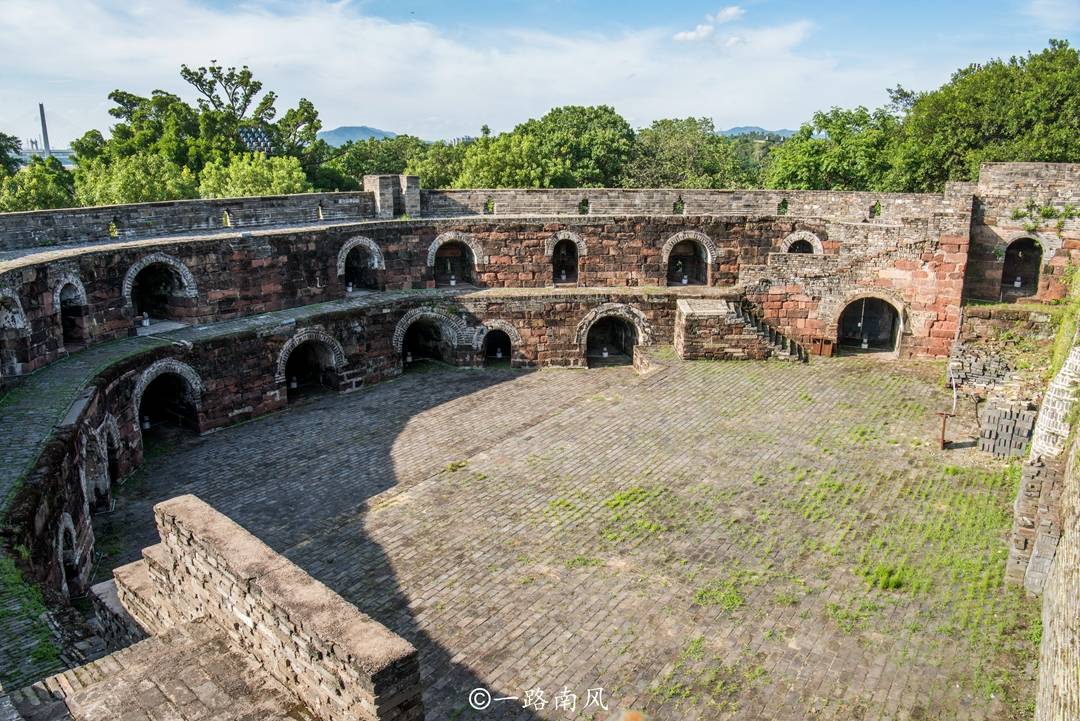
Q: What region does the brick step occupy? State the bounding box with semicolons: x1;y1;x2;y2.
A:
10;621;211;721
728;301;807;362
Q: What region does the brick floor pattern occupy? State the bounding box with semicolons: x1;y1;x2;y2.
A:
91;356;1037;721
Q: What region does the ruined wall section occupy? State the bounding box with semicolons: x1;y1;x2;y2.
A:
738;185;971;357
967;162;1080;302
1036;437;1080;721
107;495;423;721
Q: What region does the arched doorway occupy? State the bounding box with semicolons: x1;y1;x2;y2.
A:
483;330;512;367
60;522;81;596
59;283;87;348
837;298;900;354
284;340;339;402
403;319;452;367
343;245;379;292
434;242;474;286
586;317;638;367
138;373;200;443
666;240;708;286
1001;237;1042;298
788;239;814;254
130;263;188;322
552;239;579;284
0;293;28;376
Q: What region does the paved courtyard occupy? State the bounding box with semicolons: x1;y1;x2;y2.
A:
95;355;1039;721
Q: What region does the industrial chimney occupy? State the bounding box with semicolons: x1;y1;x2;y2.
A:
38;103;51;156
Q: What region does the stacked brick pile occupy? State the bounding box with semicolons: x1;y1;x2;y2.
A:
978;401;1037;456
948;343;1014;389
1006;456;1065;589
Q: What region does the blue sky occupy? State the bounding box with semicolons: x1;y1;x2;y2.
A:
0;0;1076;146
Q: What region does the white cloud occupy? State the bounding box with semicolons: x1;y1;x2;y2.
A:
708;6;746;24
1026;0;1080;28
673;24;715;42
0;1;934;145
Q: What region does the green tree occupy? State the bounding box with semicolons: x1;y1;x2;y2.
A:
764;106;901;191
0;132;21;176
197;153;311;198
620;118;748;188
0;156;75;211
323;135;427;182
888;39;1080;191
450;106;633;188
74;153;198;205
519;105;635;187
455;132;568;188
72;90;238;174
404;140;469;188
180;61;277;124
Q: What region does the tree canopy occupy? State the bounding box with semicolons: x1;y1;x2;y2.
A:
197;153;311;198
0;132;21;177
75;153;197;206
766;39;1080;192
0;156;75;212
4;40;1079;211
620;118;749;189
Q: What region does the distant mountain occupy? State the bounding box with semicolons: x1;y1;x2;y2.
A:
317;126;397;146
718;126;797;138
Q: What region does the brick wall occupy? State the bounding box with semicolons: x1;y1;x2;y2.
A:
673;299;773;360
111;495;423;721
1035;439;1080;721
0;192;377;251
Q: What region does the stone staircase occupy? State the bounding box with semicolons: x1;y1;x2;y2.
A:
730;300;809;362
5;619;317;721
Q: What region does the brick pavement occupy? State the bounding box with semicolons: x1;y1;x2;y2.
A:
95;357;1039;720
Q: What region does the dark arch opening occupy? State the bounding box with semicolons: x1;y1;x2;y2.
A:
586;316;637;367
788;239;814;254
139;373;199;444
666;240;708;286
483;330;512;367
61;524;80;596
59;283;87;348
838;298;900;354
343;247;379;292
552;239;579;284
106;438;121;490
434;242;474;286
284;341;338;402
403;319;452;368
130;263;187;322
1001;237;1042;299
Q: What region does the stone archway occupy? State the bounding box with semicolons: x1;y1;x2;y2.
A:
473;320;524;366
575;303;653;365
426;232;486;269
337;236;386;292
544;230;587;257
274;328;347;384
834;295;904;356
661;231;716;286
780;230;824;255
132;358;204;436
1000;237;1042;298
57;512;81;598
122;252;198;322
0;288;30;378
53;274;89;348
392;307;468;354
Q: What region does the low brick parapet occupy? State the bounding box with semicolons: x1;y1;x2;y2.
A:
102;495;423;721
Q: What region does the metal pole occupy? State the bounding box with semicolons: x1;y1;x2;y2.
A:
38;103;51;156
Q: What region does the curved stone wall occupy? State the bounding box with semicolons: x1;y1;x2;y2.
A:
4;160;1079;604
